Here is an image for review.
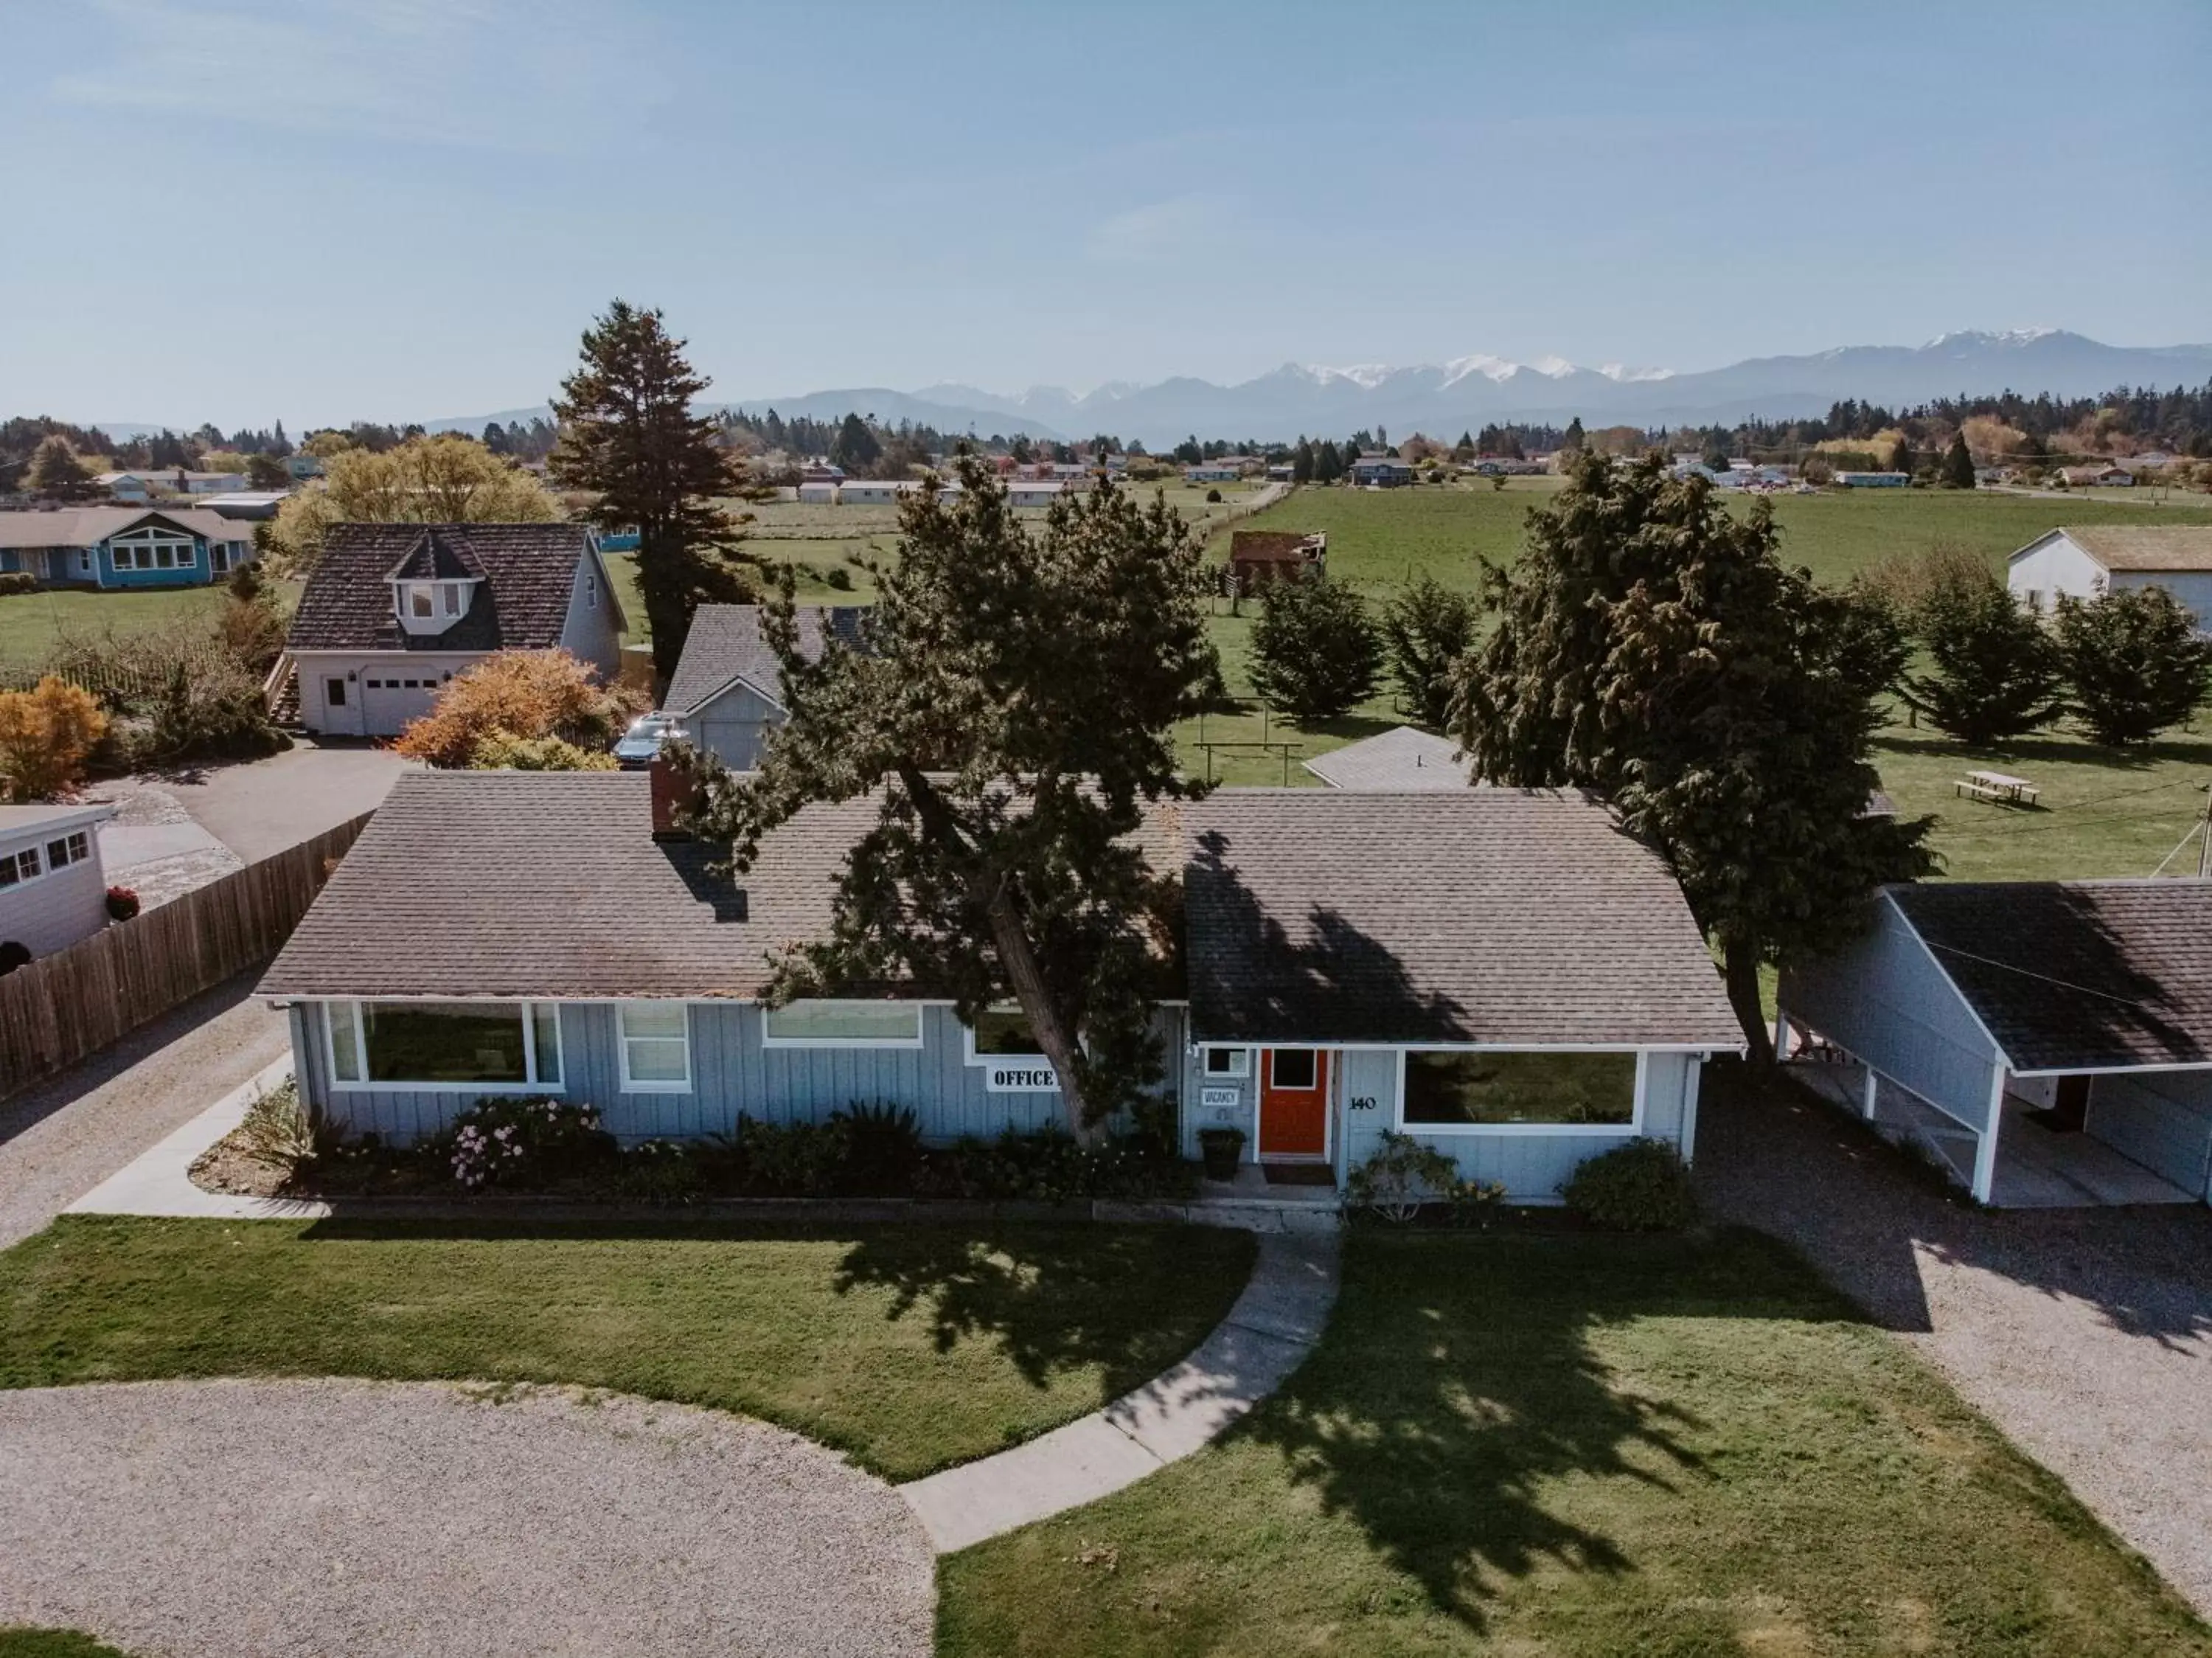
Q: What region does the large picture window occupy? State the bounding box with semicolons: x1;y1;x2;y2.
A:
324;1000;562;1089
761;999;924;1048
619;1001;691;1091
1401;1050;1638;1128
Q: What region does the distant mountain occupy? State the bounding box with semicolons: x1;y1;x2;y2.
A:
185;330;2209;454
891;332;2212;445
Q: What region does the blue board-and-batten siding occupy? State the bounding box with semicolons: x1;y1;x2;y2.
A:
293;999;1181;1145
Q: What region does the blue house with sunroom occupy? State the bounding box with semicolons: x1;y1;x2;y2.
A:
0;507;257;589
258;771;1742;1200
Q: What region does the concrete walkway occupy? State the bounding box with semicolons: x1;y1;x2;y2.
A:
900;1228;1339;1552
66;1056;328;1223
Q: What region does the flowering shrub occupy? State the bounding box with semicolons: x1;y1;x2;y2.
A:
1346;1130;1507;1226
105;886;141;921
438;1096;616;1191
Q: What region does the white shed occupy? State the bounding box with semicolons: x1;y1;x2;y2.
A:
0;802;117;962
2008;525;2212;626
795;482;841;506
1779;881;2212;1207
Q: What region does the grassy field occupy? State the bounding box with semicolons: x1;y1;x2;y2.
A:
0;1634;127;1658
940;1227;2212;1657
0;580;302;672
0;1215;1253;1482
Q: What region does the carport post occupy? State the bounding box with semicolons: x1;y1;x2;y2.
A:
1772;1002;1789;1061
1969;1064;2006;1204
1860;1064;1879;1120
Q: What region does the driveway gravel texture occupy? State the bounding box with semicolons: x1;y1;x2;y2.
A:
0;974;287;1248
1698;1072;2212;1619
0;1378;934;1658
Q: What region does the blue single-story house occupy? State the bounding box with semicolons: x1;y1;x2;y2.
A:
0;507;258;589
259;771;1743;1201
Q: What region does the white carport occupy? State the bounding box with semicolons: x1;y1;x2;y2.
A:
1778;881;2212;1207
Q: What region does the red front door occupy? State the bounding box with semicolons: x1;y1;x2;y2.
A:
1259;1048;1329;1158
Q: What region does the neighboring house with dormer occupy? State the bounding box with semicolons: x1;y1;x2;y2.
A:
661;603;868;770
285;523;624;738
0;507;257;589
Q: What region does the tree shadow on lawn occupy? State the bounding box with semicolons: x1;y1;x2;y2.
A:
299;1214;1253;1403
1875;730;2212;775
1224;1228;1843;1633
830;1222;1253;1393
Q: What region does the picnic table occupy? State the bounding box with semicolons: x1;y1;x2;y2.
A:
1955;769;2040;806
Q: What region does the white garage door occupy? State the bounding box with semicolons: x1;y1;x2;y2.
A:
361;671;443;736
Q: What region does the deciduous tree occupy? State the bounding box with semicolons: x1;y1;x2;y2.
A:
265;434;560;574
0;677;108;801
393;649;640;769
1451;452;1934;1059
1380;576;1477;729
2054;586;2212;746
688;461;1216;1140
550;300;757;679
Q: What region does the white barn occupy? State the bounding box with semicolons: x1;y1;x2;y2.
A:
2007;525;2212;626
1779;881;2212;1207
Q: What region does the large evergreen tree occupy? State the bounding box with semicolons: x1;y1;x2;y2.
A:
1942;431;1977;489
2053;586;2212;746
830;413;883;475
1380;576;1478;729
550;300;755;678
687;460;1217;1139
1451;452;1934;1058
1247;576;1382;724
25;436;98;502
1902;576;2065;743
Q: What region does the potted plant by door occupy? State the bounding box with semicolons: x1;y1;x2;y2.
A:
1197;1126;1246;1182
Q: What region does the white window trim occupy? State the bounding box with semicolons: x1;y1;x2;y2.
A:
42;831;89;872
1391;1048;1649;1136
960;1005;1053;1066
760;999;926;1050
324;999;566;1093
0;843;46;887
618;1000;693;1093
1201;1045;1251;1078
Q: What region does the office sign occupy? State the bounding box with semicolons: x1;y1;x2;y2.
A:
984;1060;1060;1093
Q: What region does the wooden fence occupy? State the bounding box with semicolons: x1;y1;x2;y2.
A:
0;812;371;1097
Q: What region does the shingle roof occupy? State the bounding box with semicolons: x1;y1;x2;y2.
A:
261;776;1742;1053
0;507;251;551
2047;525;2212;573
1302;726;1469;791
663;605;869;717
1888;880;2212;1072
285;524;593;653
259;771;869;1001
1180;789;1741;1047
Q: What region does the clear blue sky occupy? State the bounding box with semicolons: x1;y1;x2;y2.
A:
5;0;2208;431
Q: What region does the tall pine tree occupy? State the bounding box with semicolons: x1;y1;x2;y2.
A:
551;300;756;679
1453;453;1934;1058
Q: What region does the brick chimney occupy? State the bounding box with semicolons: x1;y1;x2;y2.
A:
649;753;702;842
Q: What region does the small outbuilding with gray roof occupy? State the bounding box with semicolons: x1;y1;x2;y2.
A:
2008;525;2212;628
261;772;1742;1199
660;604;869;770
1779;880;2212;1206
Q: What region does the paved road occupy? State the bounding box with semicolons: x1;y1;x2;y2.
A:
1698;1076;2212;1617
0;973;288;1248
147;738;415;861
0;1379;933;1658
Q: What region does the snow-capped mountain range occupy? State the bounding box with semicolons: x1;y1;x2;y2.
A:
403;330;2212;449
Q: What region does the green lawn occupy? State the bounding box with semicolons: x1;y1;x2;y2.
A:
0;1634;130;1658
0;1215;1254;1482
0;581;302;672
940;1228;2211;1657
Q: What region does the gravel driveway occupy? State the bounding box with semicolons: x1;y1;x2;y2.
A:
0;973;288;1247
1699;1075;2212;1617
0;1379;933;1658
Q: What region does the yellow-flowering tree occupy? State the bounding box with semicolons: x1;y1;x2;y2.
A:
265;434;562;574
0;677;109;801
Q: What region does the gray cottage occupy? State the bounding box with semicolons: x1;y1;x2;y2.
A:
259;771;1742;1199
285;523;625;739
660;604;868;771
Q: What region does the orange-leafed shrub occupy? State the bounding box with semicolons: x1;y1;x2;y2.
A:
0;676;109;801
392;649;641;769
